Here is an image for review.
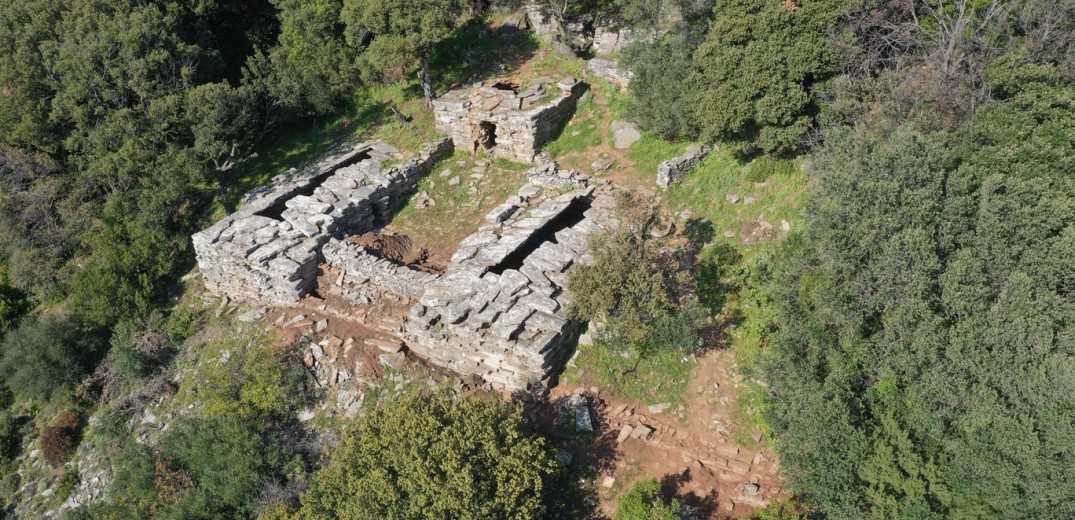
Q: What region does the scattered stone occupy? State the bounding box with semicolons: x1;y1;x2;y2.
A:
448;176;460;186
578;333;594;346
315;319;328;333
587;58;633;89
236;307;266;323
726;193;741;203
744;483;761;495
752;430;763;443
647;403;671;414
781;219;791;232
617;425;634;443
602;476;616;488
416;190;436;209
591;158;614;171
379;352;407;371
723;230;736;238
439;168;452;177
743;193;759;205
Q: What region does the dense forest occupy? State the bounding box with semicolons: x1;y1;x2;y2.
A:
0;0;1073;518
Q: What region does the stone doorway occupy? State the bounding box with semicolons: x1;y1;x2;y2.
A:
476;121;498;151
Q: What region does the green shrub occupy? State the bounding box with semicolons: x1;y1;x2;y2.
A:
299;392;558;519
567;230;673;324
0;413;22;462
108;318;176;381
0;315;100;400
108;415;296;519
194;338;306;425
614;479;681;520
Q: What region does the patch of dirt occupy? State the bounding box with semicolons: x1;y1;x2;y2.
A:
346;231;447;272
266;268;419;382
545;348;784;518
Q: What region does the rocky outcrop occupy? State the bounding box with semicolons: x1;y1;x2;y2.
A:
192;139;453;305
656;144;712;187
586;58;633;89
432;77;585;163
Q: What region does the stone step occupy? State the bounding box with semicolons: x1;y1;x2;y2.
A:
365;337;403;353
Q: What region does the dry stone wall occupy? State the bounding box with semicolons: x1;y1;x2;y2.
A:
432;77;584;163
402;185;619;394
192;138;452;305
322;238;440;301
657;144;712;187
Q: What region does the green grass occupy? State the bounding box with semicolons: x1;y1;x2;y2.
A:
625;134;691;176
561;342;695;411
387;151;530;253
662;150;808;258
544;118;603;158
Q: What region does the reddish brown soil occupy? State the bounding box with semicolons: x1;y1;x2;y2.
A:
546;348;784;518
346;231;447;272
266;267;417;381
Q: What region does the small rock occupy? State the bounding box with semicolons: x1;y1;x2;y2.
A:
752;430;763;442
602;476;616;488
781;219;791;232
448;176;460;186
297;409;316;422
616;425;634;443
611;120;641;149
591;158;614;171
648;403;671;414
236;307;266;323
744;483;761;495
575;405;593;432
726;193;740;203
315;319;328;332
743;193;759;205
439;168;452;177
556;449;574;465
723;230;736;238
578;333;593;346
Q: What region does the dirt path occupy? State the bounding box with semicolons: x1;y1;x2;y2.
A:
549;348;784;518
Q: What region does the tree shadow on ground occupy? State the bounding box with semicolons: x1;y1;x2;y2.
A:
660;468;722;519
432;17;540;93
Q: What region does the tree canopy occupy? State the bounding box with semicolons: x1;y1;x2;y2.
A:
299;392;558;519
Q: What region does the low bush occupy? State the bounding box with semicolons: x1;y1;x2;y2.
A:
0;314;101;400
194;337;306;425
614;479;682;520
108;415;297;519
41;411;81;466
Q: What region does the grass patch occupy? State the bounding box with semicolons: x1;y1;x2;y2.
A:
386;151;530;253
625;134;691;176
561;342;695;411
662;151;808;258
218;82;439;215
544;118;603;158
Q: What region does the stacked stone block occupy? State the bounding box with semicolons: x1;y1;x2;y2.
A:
432;77;584;163
656;144;712;187
192;138;452;305
402;186;619;394
322;238;441;300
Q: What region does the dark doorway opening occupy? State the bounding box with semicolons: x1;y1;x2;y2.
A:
488;196;593;275
255;151;371;221
491;80;520;93
477;121;498;150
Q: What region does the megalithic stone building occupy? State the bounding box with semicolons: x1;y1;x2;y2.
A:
432;77;585;163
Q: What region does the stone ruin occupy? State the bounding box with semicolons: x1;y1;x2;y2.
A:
192;138;453;305
432;77;585;163
402;184;618;393
657;144;712;187
194;127;617;394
